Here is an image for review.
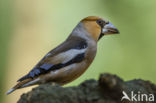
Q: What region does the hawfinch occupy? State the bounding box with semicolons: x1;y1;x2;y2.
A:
7;16;119;94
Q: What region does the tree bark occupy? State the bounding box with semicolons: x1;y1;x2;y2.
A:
18;73;156;103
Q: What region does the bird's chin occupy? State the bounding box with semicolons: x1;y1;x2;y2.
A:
98;33;104;40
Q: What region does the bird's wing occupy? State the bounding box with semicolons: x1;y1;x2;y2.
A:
18;37;88;82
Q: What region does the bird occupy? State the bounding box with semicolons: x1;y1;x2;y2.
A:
6;16;119;95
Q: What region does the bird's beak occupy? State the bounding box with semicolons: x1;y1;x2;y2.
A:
102;22;119;35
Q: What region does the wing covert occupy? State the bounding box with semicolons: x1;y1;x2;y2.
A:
18;37;87;82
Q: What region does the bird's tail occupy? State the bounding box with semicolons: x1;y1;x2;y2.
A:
6;78;33;95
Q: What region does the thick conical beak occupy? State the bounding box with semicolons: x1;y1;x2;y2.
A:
102;22;119;35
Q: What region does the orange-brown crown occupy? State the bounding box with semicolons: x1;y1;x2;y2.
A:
81;16;103;22
81;16;104;41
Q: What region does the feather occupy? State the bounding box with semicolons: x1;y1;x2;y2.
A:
17;38;87;82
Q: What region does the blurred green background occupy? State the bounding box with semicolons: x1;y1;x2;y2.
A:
1;0;156;103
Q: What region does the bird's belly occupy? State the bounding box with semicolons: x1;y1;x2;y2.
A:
45;61;89;85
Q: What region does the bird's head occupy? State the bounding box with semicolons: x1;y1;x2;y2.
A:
80;16;119;41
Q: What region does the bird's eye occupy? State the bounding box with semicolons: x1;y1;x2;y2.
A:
97;20;102;24
96;20;104;27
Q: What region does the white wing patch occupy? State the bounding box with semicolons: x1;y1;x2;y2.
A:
52;48;86;64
